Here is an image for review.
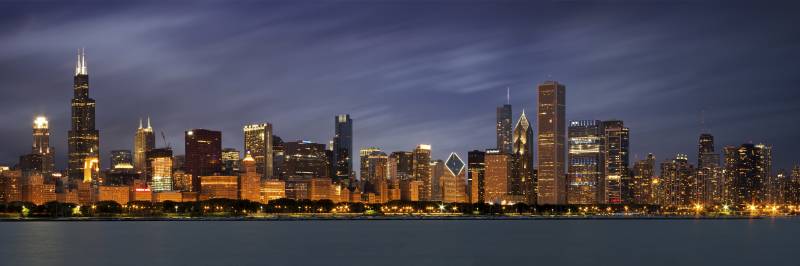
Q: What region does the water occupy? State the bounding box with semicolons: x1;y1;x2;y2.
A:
0;218;797;266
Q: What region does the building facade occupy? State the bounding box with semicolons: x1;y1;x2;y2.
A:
68;49;100;181
134;118;155;172
567;120;604;205
243;123;273;179
32;116;55;173
332;114;353;181
412;144;432;201
185;129;222;192
497;104;513;154
602;120;630;204
512;110;536;204
537;81;566;205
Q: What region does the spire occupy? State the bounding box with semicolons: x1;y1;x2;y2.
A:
74;48;87;76
506;87;510;105
138;118;143;129
147;116;152;129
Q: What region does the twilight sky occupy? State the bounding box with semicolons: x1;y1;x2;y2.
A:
0;1;798;173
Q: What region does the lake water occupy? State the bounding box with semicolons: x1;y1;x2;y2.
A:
0;218;797;266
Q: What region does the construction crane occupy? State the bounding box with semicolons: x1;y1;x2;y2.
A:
161;131;171;149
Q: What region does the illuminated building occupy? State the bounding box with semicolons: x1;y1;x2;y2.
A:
602;120;630;204
130;186;152;202
310;178;333;201
172;169;191;192
110;150;134;170
512;110;536;204
284;140;329;179
659;154;695;207
98;185;130;204
185;129;222;192
430;160;444;201
412;144;432;200
484;149;511;204
723;144;771;206
181;192;198;202
468;150;486;203
697;133;722;205
442;153;467;203
22;174;46;205
261;179;286;203
239;153;261;202
243;123;273;179
19;153;45;176
221;148;241;175
77;181;95;205
361;149;388;198
632;154;656;205
285;177;310;200
389;151;413;180
31;116;55;173
400;179;422;201
200;175;238;200
567;120;603;205
537;81;567;205
788;165;800;205
147;148;173;192
83;156;100;184
333;114;353;181
497;100;513;154
359;147;382;182
57;189;79;204
68;49;100;181
153;191;182;203
134;117;155;172
272;136;285;179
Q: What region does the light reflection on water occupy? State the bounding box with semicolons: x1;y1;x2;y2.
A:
1;218;798;266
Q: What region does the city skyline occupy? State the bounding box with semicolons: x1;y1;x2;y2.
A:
0;2;799;173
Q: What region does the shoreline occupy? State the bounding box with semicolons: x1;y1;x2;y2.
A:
0;214;771;222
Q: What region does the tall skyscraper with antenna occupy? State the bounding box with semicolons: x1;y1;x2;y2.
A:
67;48;100;181
134;117;155;172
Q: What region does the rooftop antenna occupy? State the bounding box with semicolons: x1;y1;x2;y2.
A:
161;131;170;149
506;87;510;105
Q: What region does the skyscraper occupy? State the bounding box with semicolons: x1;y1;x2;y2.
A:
723;143;771;206
239;152;261;202
221;148;241;175
659;154;695;207
697;133;722;205
412;144;432;201
632;154;656;205
134;117;155;172
67;49;100;181
389;151;414;180
184;129;222;192
602;120;630;204
497;102;513;154
484;149;511;204
537;81;566;205
442;152;467;203
283;140;329;179
333;114;353;181
243;123;273;179
110;150;133;170
512;110;536;204
567;120;604;205
31;116;54;173
467;150;486;204
147;148;173;192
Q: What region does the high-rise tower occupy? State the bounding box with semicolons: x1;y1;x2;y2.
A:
333;114;353;182
243;123;273;179
697;133;722;205
512;110;536;204
537;81;566;205
602;120;630;204
67;49;100;181
134;117;155;172
567;120;604;205
496;89;513;154
32;116;54;173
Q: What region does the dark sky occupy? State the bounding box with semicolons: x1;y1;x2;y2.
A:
1;1;799;174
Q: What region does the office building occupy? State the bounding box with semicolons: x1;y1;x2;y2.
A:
110;150;133;170
537;81;566;205
134;118;155;172
497;102;513;154
512;110;536;204
185;129;222;192
68;49;100;181
697;133;723;205
243;123;273;179
147;148;173;192
632;154;656;205
602;120;630;204
567;120;604;205
723;143;771;206
442;152;467;203
659;154;695;207
412;144;432;201
284;140;329;179
468;150;486;204
333;114;353;181
221;148;241;175
31;116;55;173
239;153;261;202
200;175;238;200
484;149;511;204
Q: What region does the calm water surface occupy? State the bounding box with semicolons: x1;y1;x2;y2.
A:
1;218;797;266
